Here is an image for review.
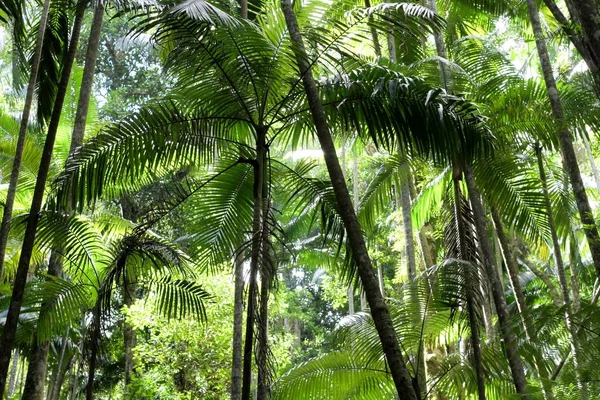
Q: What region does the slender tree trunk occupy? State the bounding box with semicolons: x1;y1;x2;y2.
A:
581;135;600;195
242;128;266;400
231;250;245;400
453;179;486;400
7;349;18;398
400;168;427;397
69;2;104;157
536;145;588;397
123;277;137;388
0;0;51;278
86;301;101;400
463;165;529;397
257;181;273;399
0;2;85;393
282;3;418;398
48;332;72;400
526;0;600;282
491;207;555;400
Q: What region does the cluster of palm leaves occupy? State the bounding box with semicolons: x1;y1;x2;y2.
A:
0;0;599;398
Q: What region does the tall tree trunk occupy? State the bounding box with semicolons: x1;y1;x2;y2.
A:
231;250;245;400
48;329;72;400
242;128;266;400
7;349;18;398
536;145;588;397
0;1;85;393
120;196;138;391
525;0;600;282
69;2;104;157
123;277;137;388
453;179;486;400
491;207;555;400
581;135;600;195
463;165;529;397
257;181;273;399
0;0;51;278
85;301;101;400
282;3;418;398
400;169;427;397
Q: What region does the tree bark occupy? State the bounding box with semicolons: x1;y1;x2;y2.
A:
463;165;529;397
69;2;104;157
47;329;72;400
453;179;486;400
526;0;600;283
242;128;266;400
0;0;51;278
123;277;137;388
0;1;85;393
7;349;18;398
282;2;418;398
491;207;555;400
536;145;587;398
85;301;101;400
231;251;245;400
257;181;273;399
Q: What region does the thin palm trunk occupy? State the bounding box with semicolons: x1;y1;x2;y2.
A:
463;165;529;397
0;0;51;278
231;250;245;400
69;2;104;156
535;144;587;397
282;3;418;398
85;301;101;400
453;179;486;400
47;328;71;400
242;128;266;400
7;349;18;398
257;180;273;399
581;135;600;195
525;0;600;283
491;207;555;400
0;1;85;393
400;170;427;396
123;276;137;388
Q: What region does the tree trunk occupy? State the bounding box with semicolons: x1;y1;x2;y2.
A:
123;277;137;388
7;349;18;398
526;0;600;283
242;128;266;400
491;207;555;400
231;251;245;400
0;0;51;278
536;145;587;397
463;165;529;397
257;184;273;399
282;3;418;398
85;301;101;400
581;135;600;195
69;2;104;157
48;331;72;400
0;1;85;393
453;179;486;400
